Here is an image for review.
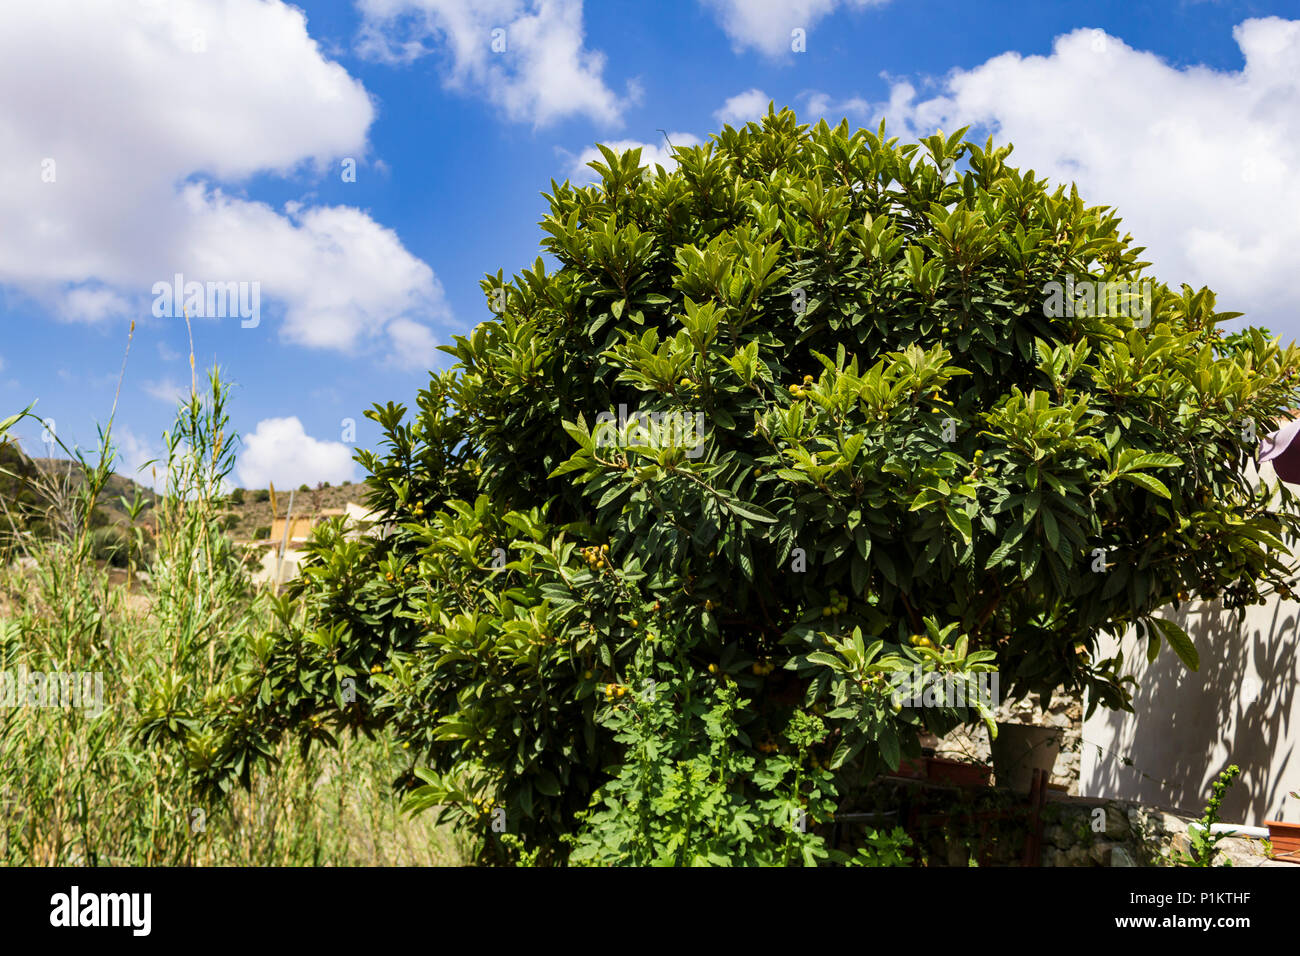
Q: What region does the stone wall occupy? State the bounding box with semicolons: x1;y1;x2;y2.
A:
844;778;1278;866
932;691;1083;793
839;690;1291;864
1039;794;1274;867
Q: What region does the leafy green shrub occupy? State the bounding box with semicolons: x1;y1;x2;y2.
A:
254;489;270;504
1178;764;1241;867
229;487;245;506
182;107;1300;864
561;645;892;866
252;525;270;540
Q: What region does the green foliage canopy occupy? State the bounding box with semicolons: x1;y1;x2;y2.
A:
184;108;1300;861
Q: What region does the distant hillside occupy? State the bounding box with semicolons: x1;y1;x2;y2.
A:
4;446;370;542
224;480;372;541
27;457;159;526
0;448;159;541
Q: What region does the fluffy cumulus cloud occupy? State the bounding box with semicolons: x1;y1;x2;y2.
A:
143;378;187;406
714;88;771;127
0;0;446;360
701;0;890;58
385;316;440;370
176;188;446;351
801;90;874;122
804;19;1300;337
236;417;358;489
565;133;703;183
356;0;632;126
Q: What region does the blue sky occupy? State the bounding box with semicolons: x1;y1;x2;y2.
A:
2;0;1298;489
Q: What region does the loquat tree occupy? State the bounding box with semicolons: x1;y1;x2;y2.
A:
178;107;1300;863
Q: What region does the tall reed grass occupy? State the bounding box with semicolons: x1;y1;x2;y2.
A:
0;361;464;865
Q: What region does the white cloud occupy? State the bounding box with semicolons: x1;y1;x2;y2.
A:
143;378;188;406
356;0;632;126
801;90;873;122
60;286;131;323
701;0;890;58
0;0;446;360
714;89;771;127
236;417;359;489
176;184;448;351
385;317;440;371
565;133;703;183
811;19;1300;338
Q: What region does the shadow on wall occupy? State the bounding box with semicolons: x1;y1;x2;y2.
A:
1082;598;1298;823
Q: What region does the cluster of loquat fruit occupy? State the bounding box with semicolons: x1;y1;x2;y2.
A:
907;633;936;649
751;659;776;676
856;673;889;691
581;544;610;570
603;682;629;701
787;374;815;399
820;589;849;617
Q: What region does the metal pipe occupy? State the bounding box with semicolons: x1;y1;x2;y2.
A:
1188;822;1269;839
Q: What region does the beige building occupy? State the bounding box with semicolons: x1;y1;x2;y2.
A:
251;502;382;587
269;513;320;544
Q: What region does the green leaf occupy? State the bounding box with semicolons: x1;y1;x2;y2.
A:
877;725;901;770
1118;471;1171;499
723;496;777;524
805;651;843;670
946;507;973;544
596;482;628;509
0;407;31;438
534;770;561;796
875;547;898;586
1123;452;1181;471
560;417;593;451
1041;508;1059;551
1152;617;1199;671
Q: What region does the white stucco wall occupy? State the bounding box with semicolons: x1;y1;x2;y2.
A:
1080;461;1300;825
